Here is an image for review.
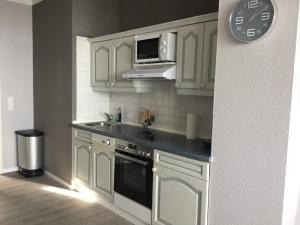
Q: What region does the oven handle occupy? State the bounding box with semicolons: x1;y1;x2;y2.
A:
115;153;149;166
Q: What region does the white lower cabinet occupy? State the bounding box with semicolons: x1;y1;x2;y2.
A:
74;139;92;189
73;129;115;202
152;150;209;225
92;146;114;201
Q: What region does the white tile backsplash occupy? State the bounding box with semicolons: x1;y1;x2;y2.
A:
76;36;109;122
110;82;213;139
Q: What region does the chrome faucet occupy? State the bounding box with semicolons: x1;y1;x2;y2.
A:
104;112;113;122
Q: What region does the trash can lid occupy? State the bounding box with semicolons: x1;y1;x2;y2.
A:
15;129;44;137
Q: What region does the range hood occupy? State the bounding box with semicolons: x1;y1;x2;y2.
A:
123;64;176;80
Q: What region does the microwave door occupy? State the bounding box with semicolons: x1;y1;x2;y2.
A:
136;38;160;63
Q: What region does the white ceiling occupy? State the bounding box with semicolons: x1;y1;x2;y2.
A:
7;0;43;6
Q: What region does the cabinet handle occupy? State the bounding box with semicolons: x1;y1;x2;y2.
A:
200;83;205;88
88;146;92;150
107;82;110;87
111;82;115;86
152;167;157;173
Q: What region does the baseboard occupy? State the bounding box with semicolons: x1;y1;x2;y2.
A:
44;170;72;189
0;167;18;174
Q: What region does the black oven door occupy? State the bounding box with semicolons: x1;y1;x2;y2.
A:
114;150;153;209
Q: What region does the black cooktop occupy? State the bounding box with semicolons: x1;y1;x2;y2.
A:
139;129;155;141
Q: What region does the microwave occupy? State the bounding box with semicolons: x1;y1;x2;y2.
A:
135;32;177;64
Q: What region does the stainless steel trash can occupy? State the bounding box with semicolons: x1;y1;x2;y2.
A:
15;129;44;178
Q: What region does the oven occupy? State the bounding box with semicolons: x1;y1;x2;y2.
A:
114;139;153;209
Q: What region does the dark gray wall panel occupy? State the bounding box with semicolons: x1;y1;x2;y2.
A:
33;0;73;183
119;0;218;31
72;0;120;37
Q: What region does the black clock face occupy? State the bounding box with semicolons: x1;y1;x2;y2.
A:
230;0;275;42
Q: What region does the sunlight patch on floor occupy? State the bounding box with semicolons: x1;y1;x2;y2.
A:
42;186;96;203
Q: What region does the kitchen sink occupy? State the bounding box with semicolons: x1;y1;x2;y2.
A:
82;121;122;128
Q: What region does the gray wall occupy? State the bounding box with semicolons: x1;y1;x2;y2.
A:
72;0;120;37
119;0;218;31
33;0;73;183
34;0;218;183
0;1;34;170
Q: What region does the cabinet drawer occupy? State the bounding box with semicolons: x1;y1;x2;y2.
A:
154;150;209;181
74;129;92;143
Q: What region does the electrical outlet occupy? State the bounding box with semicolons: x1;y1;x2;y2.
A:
8;97;14;111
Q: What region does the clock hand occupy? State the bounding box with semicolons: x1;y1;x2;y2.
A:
249;6;268;22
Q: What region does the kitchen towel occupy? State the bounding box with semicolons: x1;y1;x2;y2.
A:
186;113;198;139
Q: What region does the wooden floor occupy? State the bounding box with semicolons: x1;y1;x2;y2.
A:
0;173;132;225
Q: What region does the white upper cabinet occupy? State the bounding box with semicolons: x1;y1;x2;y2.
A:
89;13;218;94
111;36;134;88
90;36;135;91
202;20;218;90
91;41;111;87
176;20;218;96
176;23;205;89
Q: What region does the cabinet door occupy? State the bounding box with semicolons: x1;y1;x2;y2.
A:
202;20;218;90
74;140;92;188
93;147;114;201
111;36;134;88
152;165;209;225
176;23;205;89
91;40;111;87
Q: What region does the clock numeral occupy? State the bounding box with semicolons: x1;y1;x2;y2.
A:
261;12;270;21
247;29;256;37
248;0;258;9
235;16;244;25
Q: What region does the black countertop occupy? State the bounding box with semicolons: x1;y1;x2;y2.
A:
72;123;211;162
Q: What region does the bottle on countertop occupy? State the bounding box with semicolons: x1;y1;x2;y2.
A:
117;107;122;123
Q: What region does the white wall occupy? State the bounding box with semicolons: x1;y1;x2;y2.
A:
76;36;109;122
209;0;300;225
0;1;34;170
282;2;300;224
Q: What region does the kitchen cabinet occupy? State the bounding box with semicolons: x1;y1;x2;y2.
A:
152;150;209;225
92;144;114;201
74;139;92;189
72;129;115;202
176;23;205;89
90;36;134;91
91;40;111;87
176;20;217;96
111;36;134;88
202;20;218;90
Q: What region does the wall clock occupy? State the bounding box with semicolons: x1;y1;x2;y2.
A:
229;0;276;42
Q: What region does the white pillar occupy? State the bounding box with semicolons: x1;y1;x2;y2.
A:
209;0;300;224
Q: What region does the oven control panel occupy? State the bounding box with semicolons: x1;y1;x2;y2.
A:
92;134;115;151
115;139;153;159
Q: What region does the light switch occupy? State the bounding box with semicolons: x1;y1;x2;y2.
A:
8;97;14;111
